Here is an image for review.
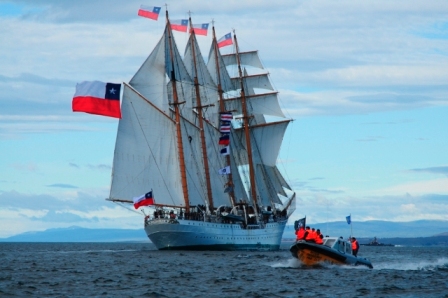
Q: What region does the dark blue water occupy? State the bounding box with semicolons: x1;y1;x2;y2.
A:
1;242;447;297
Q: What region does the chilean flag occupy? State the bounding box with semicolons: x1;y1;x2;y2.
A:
133;191;154;209
138;5;161;20
192;23;209;36
171;19;188;32
217;33;233;48
72;81;121;118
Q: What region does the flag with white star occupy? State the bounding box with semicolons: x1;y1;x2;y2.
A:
72;81;122;118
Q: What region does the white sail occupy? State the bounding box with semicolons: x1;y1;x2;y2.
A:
180;116;208;206
129;31;169;112
222;50;264;69
224;92;285;118
110;84;185;206
207;40;236;93
184;35;220;124
232;120;289;167
231;73;274;92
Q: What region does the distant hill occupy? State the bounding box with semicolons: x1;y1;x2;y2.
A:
1;220;447;243
283;219;448;238
0;226;148;243
357;235;448;247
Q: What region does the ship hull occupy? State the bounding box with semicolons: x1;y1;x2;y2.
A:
144;218;287;251
290;240;373;268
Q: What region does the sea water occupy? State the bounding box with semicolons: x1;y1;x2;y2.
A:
0;242;447;297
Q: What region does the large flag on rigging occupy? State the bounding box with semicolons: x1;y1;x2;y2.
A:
217;33;233;48
133;191;154;209
72;81;121;118
137;5;161;20
171;19;188;32
346;215;351;224
191;23;209;36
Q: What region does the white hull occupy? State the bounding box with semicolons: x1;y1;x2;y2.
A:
144;218;287;250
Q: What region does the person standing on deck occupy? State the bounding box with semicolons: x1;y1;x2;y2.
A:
351;237;359;256
305;227;315;242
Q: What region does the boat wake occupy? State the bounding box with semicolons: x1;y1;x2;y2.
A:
372;257;448;271
269;258;329;269
269;258;301;268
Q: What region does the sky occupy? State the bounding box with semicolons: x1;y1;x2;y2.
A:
0;0;447;238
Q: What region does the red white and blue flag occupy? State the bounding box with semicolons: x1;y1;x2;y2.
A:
192;23;209;36
72;81;121;118
219;134;230;146
171;19;189;32
137;5;161;20
220;121;231;133
217;33;233;48
220;112;233;121
133;191;154;209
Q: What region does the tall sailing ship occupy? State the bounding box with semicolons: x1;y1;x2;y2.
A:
108;10;296;250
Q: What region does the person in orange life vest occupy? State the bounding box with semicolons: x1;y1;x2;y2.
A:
351;237;359;256
315;234;324;245
305;227;315;242
303;226;311;240
315;229;323;244
295;226;306;240
310;228;318;242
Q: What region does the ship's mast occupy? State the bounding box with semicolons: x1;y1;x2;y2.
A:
211;25;235;206
188;16;214;210
166;10;190;211
233;30;258;205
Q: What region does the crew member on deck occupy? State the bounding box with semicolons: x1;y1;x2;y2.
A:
305;227;315;242
295;225;306;240
351;237;359;256
311;228;318;242
315;229;323;244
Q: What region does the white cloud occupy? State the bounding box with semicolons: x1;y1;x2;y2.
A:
377;178;448;196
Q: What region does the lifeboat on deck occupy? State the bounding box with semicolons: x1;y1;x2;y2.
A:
290;237;373;269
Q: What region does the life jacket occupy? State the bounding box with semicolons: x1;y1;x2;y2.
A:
305;229;315;241
352;240;359;250
315;234;323;245
296;228;306;240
